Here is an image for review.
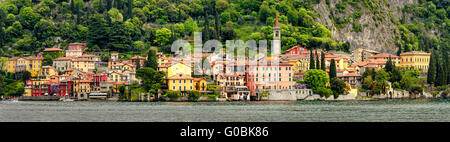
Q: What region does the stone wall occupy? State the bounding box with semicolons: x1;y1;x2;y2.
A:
259;89;358;101
259;89;313;101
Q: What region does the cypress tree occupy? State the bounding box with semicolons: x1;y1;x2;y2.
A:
127;0;133;20
396;46;402;56
427;50;437;85
99;0;105;13
315;50;320;69
437;52;448;86
445;51;450;85
106;0;112;11
321;51;326;71
385;56;393;72
309;50;315;70
329;59;337;79
146;49;158;70
437;62;446;86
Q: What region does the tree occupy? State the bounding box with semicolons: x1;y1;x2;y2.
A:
145;48;158;70
315;50;320;69
389;67;402;83
321;51;326;71
18;7;40;29
127;0;133;20
135;67;165;95
108;8;124;22
33;19;57;42
436;61;446;86
108;21;132;51
154;28;172;46
330;77;346;98
88;14;110;50
303;69;329;91
362;76;373;90
385;56;393;72
184;17;198;36
316;87;333;98
427;50;437;84
373;69;390;94
329;59;337;79
309;50;315;69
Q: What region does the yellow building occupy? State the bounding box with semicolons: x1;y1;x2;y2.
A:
6;56;43;77
399;51;431;72
73;79;92;99
41;66;58;79
167;61;192;78
71;58;95;73
194;78;208;91
325;54;350;70
280;55;309;72
168;74;194;91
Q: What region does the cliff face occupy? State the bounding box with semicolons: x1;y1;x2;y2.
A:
313;0;418;53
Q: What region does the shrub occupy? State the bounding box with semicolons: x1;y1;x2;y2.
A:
166;91;181;99
315;87;333;98
186;90;200;101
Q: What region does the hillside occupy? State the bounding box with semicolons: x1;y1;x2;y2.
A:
0;0;448;57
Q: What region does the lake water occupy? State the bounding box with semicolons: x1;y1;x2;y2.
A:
1;99;450;122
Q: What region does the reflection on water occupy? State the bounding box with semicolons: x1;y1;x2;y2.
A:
1;99;450;122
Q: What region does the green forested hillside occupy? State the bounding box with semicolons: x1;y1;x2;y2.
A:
0;0;448;58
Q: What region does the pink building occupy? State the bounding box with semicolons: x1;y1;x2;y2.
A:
245;61;295;95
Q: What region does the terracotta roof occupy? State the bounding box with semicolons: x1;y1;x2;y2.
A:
343;73;361;77
111;53;119;56
369;53;399;58
193;78;206;82
24;56;43;60
54;57;73;61
7;57;20;61
274;15;279;27
131;56;146;60
43;48;64;52
168;74;193;80
80;54;98;58
400;51;430;56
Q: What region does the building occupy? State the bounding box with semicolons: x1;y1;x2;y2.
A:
41;66;58;79
368;53;400;65
246;61;295;95
352;48;380;62
338;73;361;86
65;42;86;57
285;46;309;56
193;78;208;91
399;51;431;72
6;56;43;77
167;61;192;78
108;53;120;69
157;56;171;72
324;53;350;70
217;73;245;86
71;57;95;73
272;15;281;61
167;74;195;91
73;78;92;99
24;80;33;96
280;55;310;72
131;56;146;68
53;57;73;71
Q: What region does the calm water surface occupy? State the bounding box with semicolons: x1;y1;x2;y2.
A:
1;99;450;122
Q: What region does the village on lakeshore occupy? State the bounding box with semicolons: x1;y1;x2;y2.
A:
0;16;448;102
